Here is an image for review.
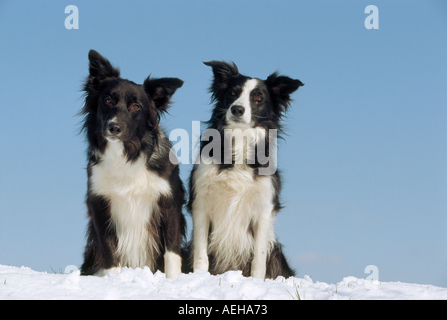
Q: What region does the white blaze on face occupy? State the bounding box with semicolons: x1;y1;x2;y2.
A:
105;116;120;142
226;78;259;125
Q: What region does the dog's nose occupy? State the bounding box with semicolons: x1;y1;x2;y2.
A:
108;122;122;136
231;105;245;117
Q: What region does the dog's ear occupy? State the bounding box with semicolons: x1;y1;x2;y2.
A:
81;50;121;116
204;61;240;102
265;72;304;115
84;50;120;96
143;77;184;113
87;50;120;80
88;50;120;80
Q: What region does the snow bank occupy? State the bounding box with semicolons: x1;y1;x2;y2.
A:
1;265;446;300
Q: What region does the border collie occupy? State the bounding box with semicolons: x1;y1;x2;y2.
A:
80;50;186;280
187;61;304;279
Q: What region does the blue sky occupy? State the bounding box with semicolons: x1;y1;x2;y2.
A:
0;0;446;287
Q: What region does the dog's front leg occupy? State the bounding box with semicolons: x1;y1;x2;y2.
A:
251;210;272;279
162;218;183;280
193;207;210;272
81;195;119;276
160;191;184;280
164;250;182;280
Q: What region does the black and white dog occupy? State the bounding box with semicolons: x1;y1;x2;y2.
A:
188;61;303;279
80;50;186;280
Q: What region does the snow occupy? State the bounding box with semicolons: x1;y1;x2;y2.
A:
1;264;446;300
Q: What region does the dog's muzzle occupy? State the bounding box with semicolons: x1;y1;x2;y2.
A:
104;119;123;142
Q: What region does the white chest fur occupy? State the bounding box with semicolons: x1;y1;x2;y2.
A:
90;142;171;268
192;163;276;273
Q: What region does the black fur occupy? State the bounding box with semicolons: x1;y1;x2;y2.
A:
80;50;186;276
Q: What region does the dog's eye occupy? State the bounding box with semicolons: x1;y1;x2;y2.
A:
104;97;112;105
253;94;263;102
230;91;236;96
129;103;140;111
